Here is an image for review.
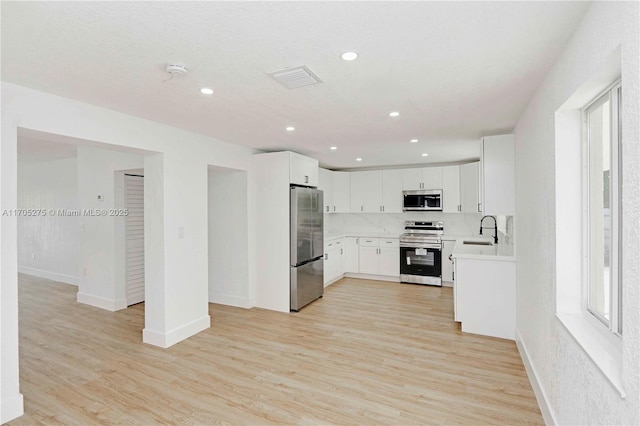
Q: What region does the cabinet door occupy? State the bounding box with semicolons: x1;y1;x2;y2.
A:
402;168;423;190
442;166;460;213
381;169;403;213
441;240;455;282
289;153;318;187
359;246;379;275
350;171;366;212
482;134;515;215
333;239;345;278
460;162;480;213
378;247;399;276
421;167;443;190
360;170;383;212
453;258;458;321
344;237;359;273
324;246;342;285
332;171;350;213
318;168;333;213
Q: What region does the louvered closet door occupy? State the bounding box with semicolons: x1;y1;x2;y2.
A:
125;174;145;306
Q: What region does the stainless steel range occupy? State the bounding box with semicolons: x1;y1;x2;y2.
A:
399;221;444;286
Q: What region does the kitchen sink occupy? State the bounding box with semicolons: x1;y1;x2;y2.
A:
463;240;493;246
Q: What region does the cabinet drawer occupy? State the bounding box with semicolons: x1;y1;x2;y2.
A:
379;238;399;248
359;238;379;247
324;238;343;251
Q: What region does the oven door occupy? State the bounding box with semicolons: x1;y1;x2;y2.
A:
399;242;442;286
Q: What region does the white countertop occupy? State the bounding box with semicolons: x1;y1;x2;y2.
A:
451;237;516;261
325;231;516;261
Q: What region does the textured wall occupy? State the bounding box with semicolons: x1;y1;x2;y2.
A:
17;156;78;283
515;2;640;424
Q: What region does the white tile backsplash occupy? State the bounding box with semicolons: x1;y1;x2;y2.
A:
326;212;486;237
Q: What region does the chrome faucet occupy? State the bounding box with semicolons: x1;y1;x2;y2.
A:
479;215;498;244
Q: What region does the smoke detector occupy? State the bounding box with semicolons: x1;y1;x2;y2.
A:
165;62;189;76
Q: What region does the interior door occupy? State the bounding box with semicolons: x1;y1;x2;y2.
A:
125;174;145;306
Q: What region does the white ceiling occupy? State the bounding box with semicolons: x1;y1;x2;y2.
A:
2;1;590;169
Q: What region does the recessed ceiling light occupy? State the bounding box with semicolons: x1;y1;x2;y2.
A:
330;146;337;150
200;87;214;95
286;126;295;131
422;153;429;157
410;139;418;143
356;158;362;162
389;111;400;117
341;51;358;61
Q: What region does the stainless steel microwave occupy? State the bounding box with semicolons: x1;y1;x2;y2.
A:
403;189;443;211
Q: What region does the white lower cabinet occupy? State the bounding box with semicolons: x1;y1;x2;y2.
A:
454;257;515;340
358;237;399;276
379;246;399;276
441;240;455;283
324;238;344;286
344;237;359;273
359;246;379;275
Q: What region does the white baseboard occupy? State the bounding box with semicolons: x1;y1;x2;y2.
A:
18;266;78;286
143;315;210;348
442;280;453;288
209;292;252;309
324;274;344;287
344;272;400;282
77;292;127;312
515;328;557;426
1;393;24;424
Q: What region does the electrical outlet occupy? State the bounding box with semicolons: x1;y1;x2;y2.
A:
83;267;87;277
31;252;35;260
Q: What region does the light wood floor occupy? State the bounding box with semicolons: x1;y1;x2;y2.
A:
11;274;542;425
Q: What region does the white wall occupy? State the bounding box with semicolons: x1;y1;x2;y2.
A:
514;2;639;424
1;82;255;422
208;167;251;308
76;146;143;310
17;155;78;284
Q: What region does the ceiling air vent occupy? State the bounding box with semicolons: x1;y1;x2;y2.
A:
269;65;322;89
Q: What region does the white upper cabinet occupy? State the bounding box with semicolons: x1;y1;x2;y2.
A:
442;165;460;213
289;152;318;187
481;134;515;216
460;162;480;213
402;168;423;190
350;171;382;213
332;171;350;213
318;168;333;213
361;171;383;213
402;167;443;190
381;169;403;213
351;170;402;213
318;169;350;213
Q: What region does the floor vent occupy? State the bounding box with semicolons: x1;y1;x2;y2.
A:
269;65;322;89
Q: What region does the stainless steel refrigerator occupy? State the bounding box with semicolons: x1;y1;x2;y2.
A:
290;186;324;311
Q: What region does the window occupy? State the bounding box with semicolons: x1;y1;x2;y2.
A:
584;82;621;335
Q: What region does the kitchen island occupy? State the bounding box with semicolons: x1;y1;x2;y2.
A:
452;237;516;340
